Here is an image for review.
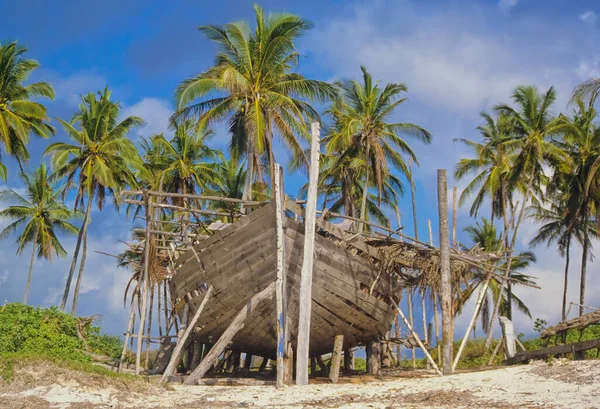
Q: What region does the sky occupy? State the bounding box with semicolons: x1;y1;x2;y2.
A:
1;0;599;346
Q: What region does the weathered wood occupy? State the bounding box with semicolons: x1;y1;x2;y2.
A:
258;357;268;372
284;342;294;385
160;286;212;383
191;341;202;370
184;282;276;385
310;356;317;375
296;122;321;386
329;335;344;384
344;348;354;373
453;277;491;371
437;169;453;375
135;191;152;375
366;338;380;375
316;355;327;372
197;378;276;386
124;199;231;218
429;219;442;367
541;309;600;339
499;316;517;359
504;337;600;365
274;164;286;389
119;291;137;372
123;190;265;206
392;298;443;376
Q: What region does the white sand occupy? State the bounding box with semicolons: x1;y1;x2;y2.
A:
2;360;599;408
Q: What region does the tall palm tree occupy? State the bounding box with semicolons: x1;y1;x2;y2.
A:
489;85;564;322
0;42;55;178
173;4;337;199
44;87;144;313
325;66;431;232
549;95;600;316
205;151;247;221
0;164;77;303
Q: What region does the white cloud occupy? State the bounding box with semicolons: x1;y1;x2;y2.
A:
498;0;518;12
121;98;173;140
580;11;597;25
0;269;9;286
576;55;600;80
53;72;108;107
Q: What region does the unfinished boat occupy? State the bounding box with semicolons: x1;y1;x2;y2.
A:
170;200;400;359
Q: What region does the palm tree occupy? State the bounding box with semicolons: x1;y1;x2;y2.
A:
205;151;247;221
0;164;77;303
0;42;55;178
173;4;337;200
549;95;600;316
325;66;431;232
454;112;517;224
464;218;536;331
44;87;144;314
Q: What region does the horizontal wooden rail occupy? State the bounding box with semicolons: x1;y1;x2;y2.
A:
122;190;266;205
503;337;600;365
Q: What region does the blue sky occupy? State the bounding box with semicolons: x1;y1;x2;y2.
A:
1;0;599;343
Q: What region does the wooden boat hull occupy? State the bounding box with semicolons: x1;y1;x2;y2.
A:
171;203;396;357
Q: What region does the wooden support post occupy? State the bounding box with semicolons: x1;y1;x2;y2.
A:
488;336;504;366
283;343;294;385
329;335;344;383
184;282;276;385
232;351;241;372
296;122;321;386
274;163;286;389
159;286;213;383
499;317;516;359
191;341;202;370
407;290;416;368
258;357;268;372
316;355;327;372
366;339;381;375
244;353;252;371
119;291;138;372
145;284;155;369
429;219;442;367
452;277;491;371
437;169;453;375
135;191;152;375
392;298;443;376
310;356;317;375
344;348;354;373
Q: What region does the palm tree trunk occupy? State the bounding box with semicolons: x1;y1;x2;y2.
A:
60;190;93;311
243;139;254;204
484;184;529;349
580;215;589;316
70;231;87;315
562;237;570;322
358;144;371;234
23;231;38;304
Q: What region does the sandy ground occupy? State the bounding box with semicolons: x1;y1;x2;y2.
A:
1;360;600;408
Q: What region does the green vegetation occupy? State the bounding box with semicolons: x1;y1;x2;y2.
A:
0;303;126;382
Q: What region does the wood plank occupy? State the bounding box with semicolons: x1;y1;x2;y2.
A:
184;282;276;385
160;286;213;383
503;338;600;365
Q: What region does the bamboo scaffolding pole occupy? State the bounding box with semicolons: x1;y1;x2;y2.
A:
124;199;231;217
118;291;138;372
296;122;320;386
274;164;286;389
122;190;265;205
135;191;152;375
429;220;442;367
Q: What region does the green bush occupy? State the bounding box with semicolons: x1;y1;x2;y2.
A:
0;303;123;362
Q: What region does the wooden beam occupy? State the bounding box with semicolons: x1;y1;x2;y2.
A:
118;291;138;372
124;199;231;217
437;169;453;375
344;348;354;373
160;286;213;383
328;335;344;384
296;122;321;386
284;343;294;385
184;282;276;385
499;316;517;359
504;337;600;365
122;190;265;205
135;190;152;375
391;298;443;376
366;338;380;375
452;276;491;371
274;163;285;389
